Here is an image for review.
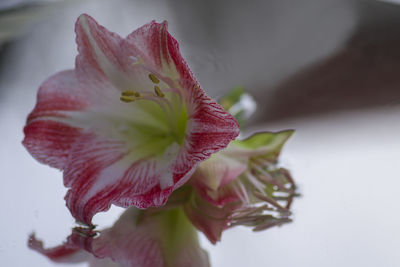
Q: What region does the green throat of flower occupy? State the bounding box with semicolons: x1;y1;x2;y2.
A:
119;72;188;158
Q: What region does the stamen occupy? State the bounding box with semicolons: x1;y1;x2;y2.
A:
244;171;267;195
120;96;135;103
134;92;141;97
148;73;160;84
235;181;250;204
232;204;273;219
253;218;292;232
154;86;165;97
253;191;289;212
122;90;135;96
251;165;293;193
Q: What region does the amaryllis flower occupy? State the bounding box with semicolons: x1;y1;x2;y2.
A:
29;207;210;267
183;130;296;244
22;14;239;224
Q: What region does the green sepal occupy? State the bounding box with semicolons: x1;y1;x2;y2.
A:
233;130;294;160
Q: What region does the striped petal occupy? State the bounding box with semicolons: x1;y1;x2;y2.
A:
184;192;240;244
23;14;239;225
23;70;87;169
28;233;120;267
186;131;296;243
91;208;210;267
28;233;86;264
29;208;210;267
190;151;247;207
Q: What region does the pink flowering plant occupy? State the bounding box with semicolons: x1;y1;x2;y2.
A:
23;14;239;225
24;14;297;267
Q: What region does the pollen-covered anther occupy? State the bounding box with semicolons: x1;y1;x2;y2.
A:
120;95;135;103
148;73;160;84
121;90;141;102
121;90;135;96
154;86;165;97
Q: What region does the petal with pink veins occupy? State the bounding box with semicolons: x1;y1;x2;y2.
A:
185;130;296;243
23;14;239;225
183;192;240;244
190;152;247;207
29;207;210;267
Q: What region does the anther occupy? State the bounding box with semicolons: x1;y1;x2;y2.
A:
122;90;135;96
148;73;160;84
134;92;141;97
154;86;165;97
120;96;136;103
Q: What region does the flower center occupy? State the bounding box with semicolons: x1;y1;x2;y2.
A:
118;71;188;158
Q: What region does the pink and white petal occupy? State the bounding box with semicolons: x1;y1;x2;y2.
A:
184;193;240;244
63;133;188;224
26;70;88;122
75;14;130;91
91;208;209;267
65;161;173;225
23;120;84;169
75;14;164;103
29;232;119;267
91;209;164;267
182;87;240;167
193;153;247;191
75;14;152;113
28;233;88;264
192;179;243;208
74;15;186;124
75;15;239;200
23;70;88;169
63;133;130;224
123;19;206;95
125;21;180;81
190;153;247;206
167;90;240;199
30;208;209;267
125;20;240;167
93;228;163;267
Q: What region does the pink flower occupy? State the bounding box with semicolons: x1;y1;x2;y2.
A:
29;207;210;267
183;130;296;244
23;14;239;225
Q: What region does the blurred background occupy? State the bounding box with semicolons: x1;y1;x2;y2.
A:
1;0;400;266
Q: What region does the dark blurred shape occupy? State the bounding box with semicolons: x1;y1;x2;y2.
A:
254;1;400;124
0;0;76;51
0;3;47;50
